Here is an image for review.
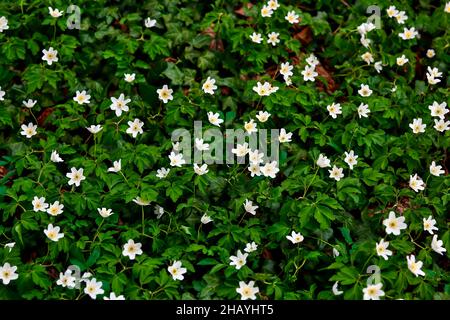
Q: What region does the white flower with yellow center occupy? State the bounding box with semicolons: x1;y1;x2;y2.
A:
286;230;304;244
317;154;331;168
44;224;64;242
428;101;448;119
376;239;393;260
399;27;418;40
0;16;9;33
431;235;446;255
193;163;208;175
73;90;91;104
236;281;259;300
357;103;371;118
0;263;18;285
244;242;258;253
47;201;64;216
409;173;425;192
248;163;261;177
98;208;114;218
250;32;263;44
66;167;86;187
202;77;217;95
260;5;273;17
395;11;408;24
48;7;63;18
169;151;186;167
229;250;248;269
386;6;398;18
168;261;187;281
32;196;49;212
396;54;409;66
42;47;58;65
434;119;450;132
207;111;224;127
406;255;425;277
248;149;264;164
426;49;435;58
110;93;131;117
122;239;143;260
328;165;344;181
232;143;249;157
157;84;173;103
429;161;444;176
260;161;279;178
344;150;358;170
409;118;426;134
358;84;372;97
126;118;144;138
195;138;210;151
256;110;271;122
285;11;299;24
124;73;135;83
278;128;292;143
383;211;407;235
56;270;76;288
23;99;37;108
244;119;258;134
51;150;63;163
84;278;104;299
20;123;37;138
327;102;342;119
107;159;122;173
267;32;280;46
156;167;170;179
86;124;103;134
244;199;258;215
201;213;213;224
302;66;318;82
422;216;438;235
363;283;384;300
361;52;374;65
280;62;293;78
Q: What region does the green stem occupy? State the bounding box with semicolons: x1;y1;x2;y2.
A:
91;219;105;246
141;206;145;235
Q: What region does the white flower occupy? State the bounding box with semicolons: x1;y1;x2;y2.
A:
286;230;304;244
195;138;210;151
284;75;292;85
44;224;64;242
394;10;408;23
434;119;450;132
0;263;18;285
431;235;446;255
446;2;450;13
391;85;397;92
110;93;131;117
409;118;426;134
47;201;64;216
193;163;209;175
248;163;261;177
244;199;258;215
333;248;340;257
376;239;393;260
98;208;114;218
66;167;86;187
202;76;217;95
406;255;425;277
169;151;186;167
383;211;407;236
357;103;371;118
280;62;293;78
429;161;444;176
56;270;76;288
124;73;135;83
396;55;409;66
427;66;442;78
86;125;103;134
23;99;37;108
156;167;170;179
32;196;49;212
168;261;187;281
409;173;425;192
428;101;448;119
253;81;272;96
386;6;399;18
232;143;249;157
107;159;122;173
358;84;372;97
301;66;318;82
122;239;143;260
250;32;263;44
229;250;248;269
327;102;342;119
248;149;264;164
374;61;383;73
104;292;125;300
50;150;63;163
260;161;279;178
20;123;37;138
0;16;9;33
361;52;374;65
360;36;371;48
236;281;259;300
267;0;280;10
427;74;441;85
261;5;273;18
157;85;173;103
133;197;151;206
423;216;438;235
285;11;299;24
154;205;164;219
84;278;104;299
256;111;271;122
73;90;91;104
244;242;258;253
244;119;258;134
317;154;331;168
357;22;376;35
363;283;385;300
144;17;156;28
207;111;224;127
328;165;344;181
126;118;144;138
201;213;213;224
399;27;418;40
267;32;280;46
426;49;435;58
4;242;15;252
306;54;319;67
344;150;358;170
332;281;343;296
279;128;292;143
48;7;63;18
42;47;58;65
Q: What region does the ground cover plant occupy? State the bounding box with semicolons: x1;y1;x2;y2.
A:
0;0;449;300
